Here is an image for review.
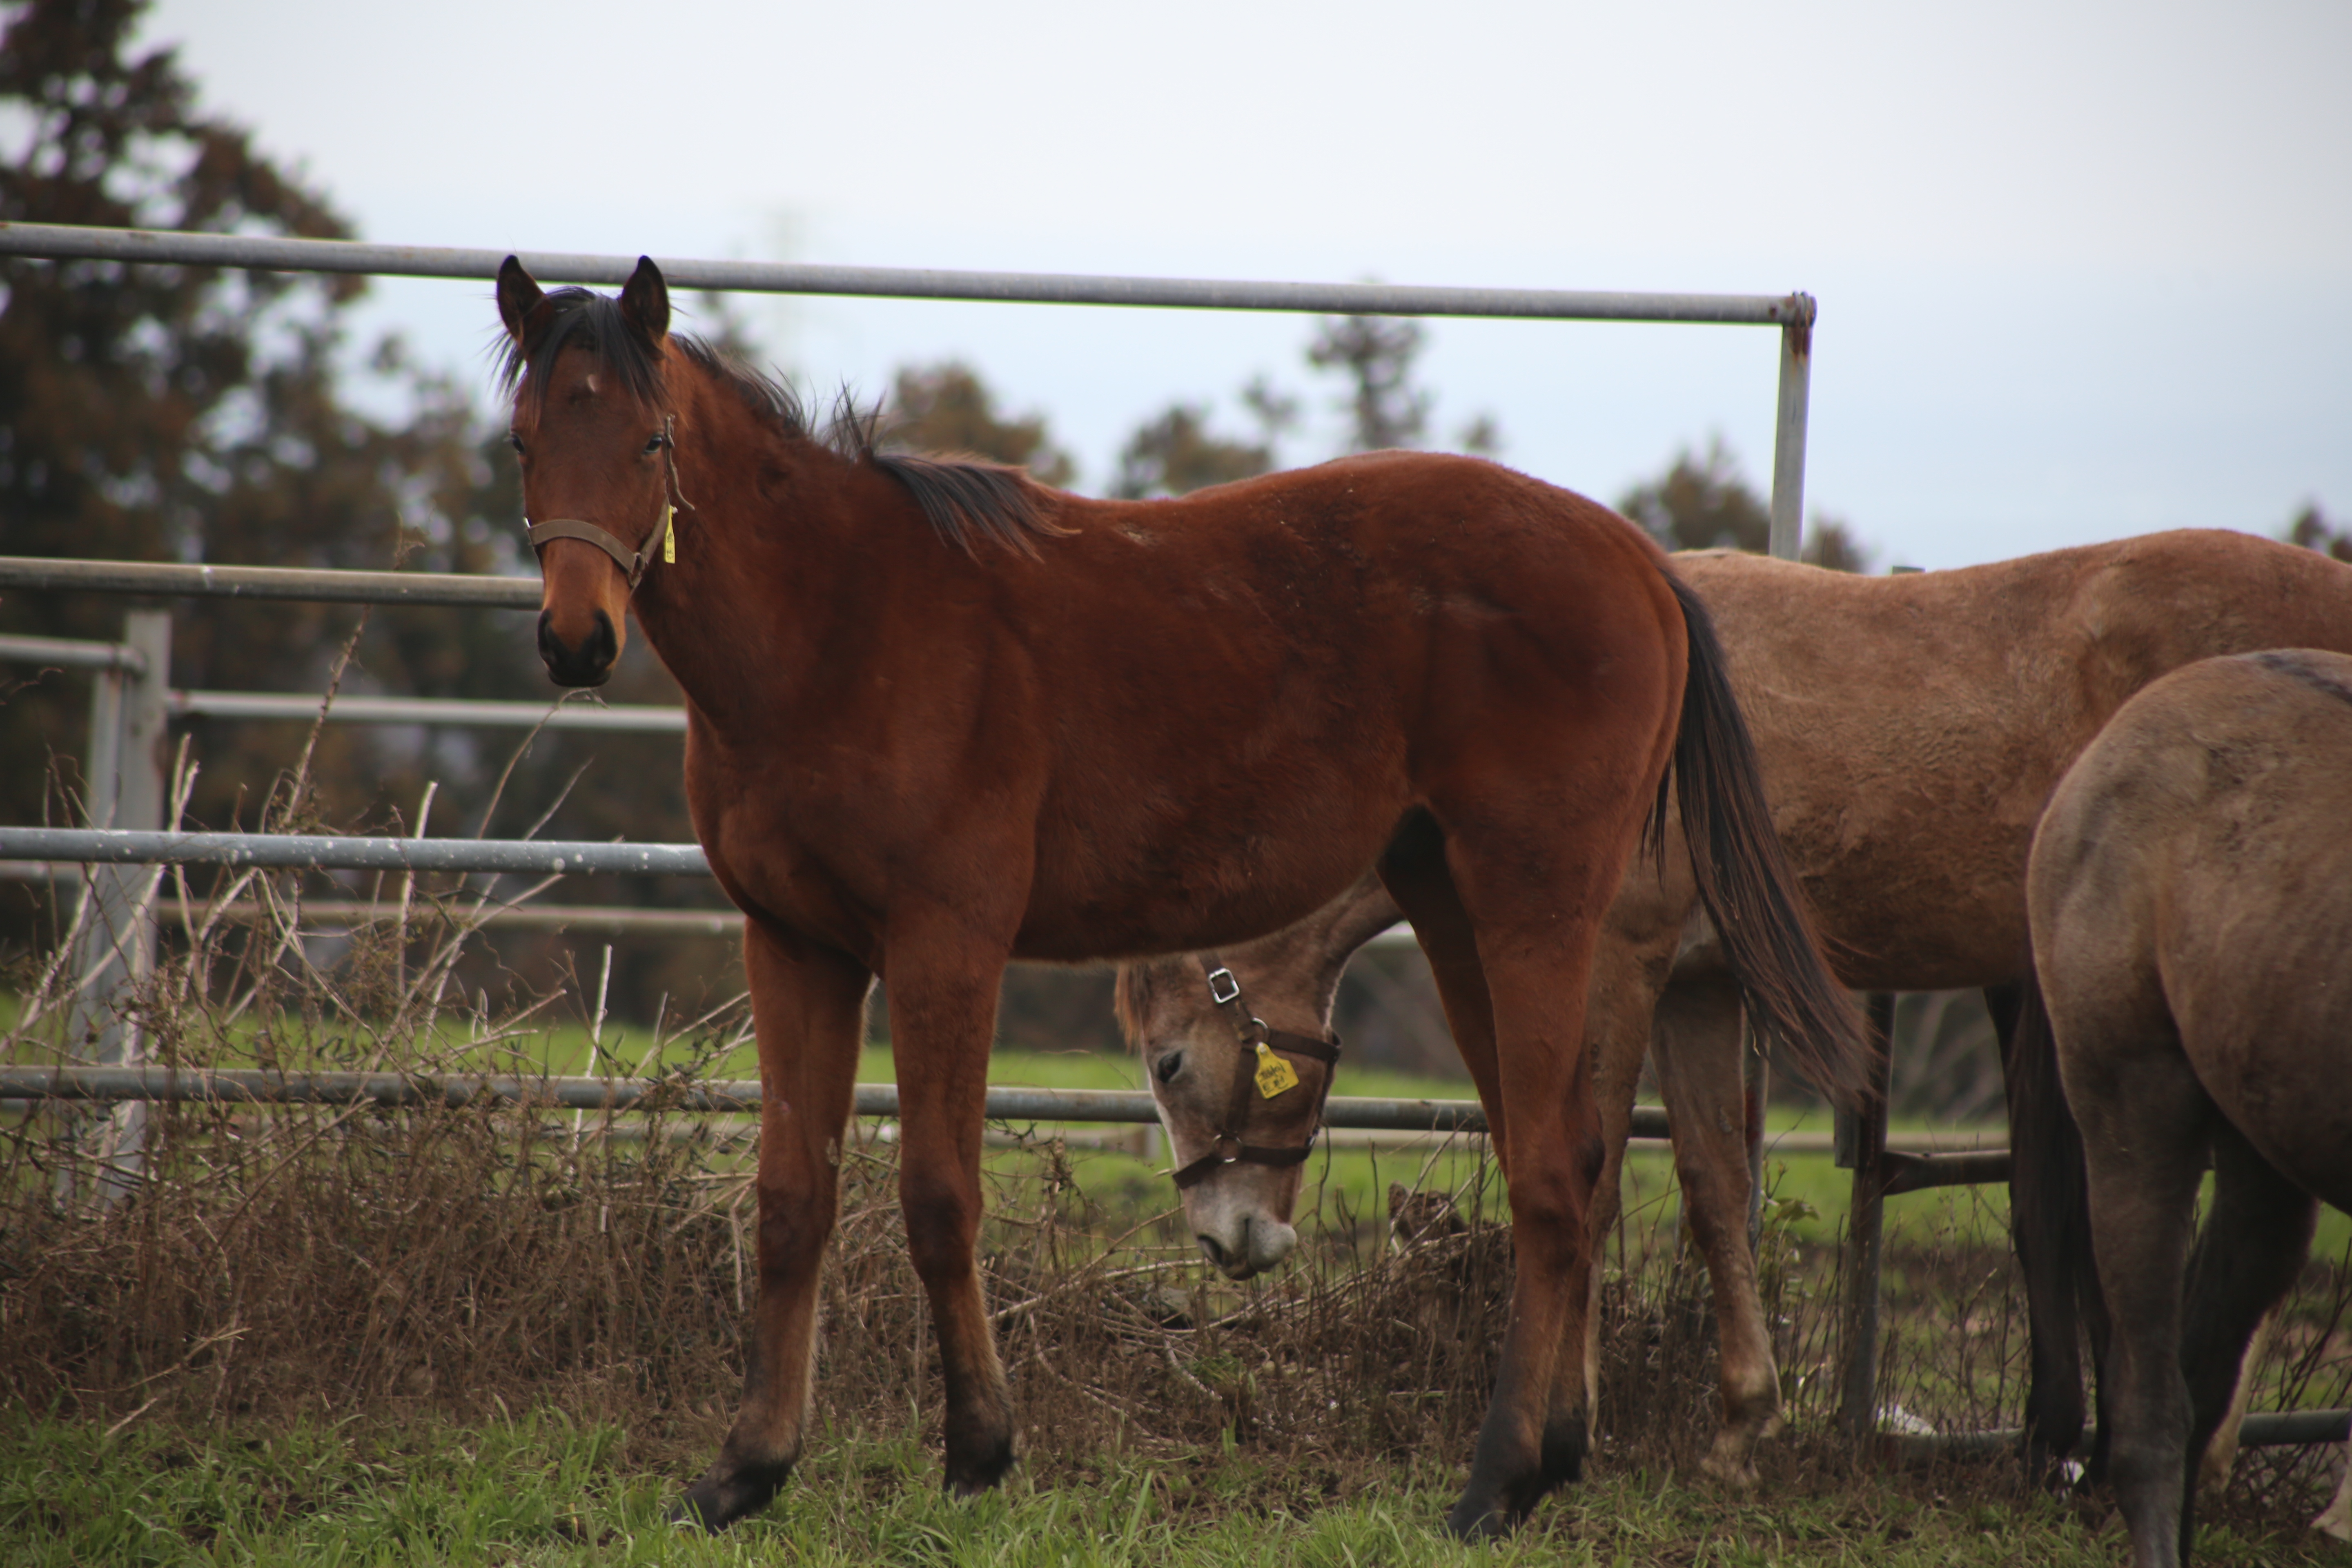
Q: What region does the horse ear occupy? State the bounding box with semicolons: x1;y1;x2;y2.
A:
496;256;548;345
619;255;670;343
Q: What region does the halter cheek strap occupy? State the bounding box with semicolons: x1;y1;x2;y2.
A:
1168;954;1343;1192
523;414;695;592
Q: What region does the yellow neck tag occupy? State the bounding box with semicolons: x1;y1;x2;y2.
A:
662;505;677;564
1254;1042;1300;1100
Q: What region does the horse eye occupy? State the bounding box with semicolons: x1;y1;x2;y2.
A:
507;432;525;454
643;433;666;454
1154;1052;1183;1086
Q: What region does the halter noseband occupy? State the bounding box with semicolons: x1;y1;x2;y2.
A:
523;414;696;592
1168;954;1343;1192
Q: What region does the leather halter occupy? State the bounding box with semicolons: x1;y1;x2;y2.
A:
523;415;696;592
1168;954;1343;1192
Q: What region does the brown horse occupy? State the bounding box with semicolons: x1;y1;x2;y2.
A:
2025;649;2352;1568
1119;534;2352;1485
493;256;1864;1537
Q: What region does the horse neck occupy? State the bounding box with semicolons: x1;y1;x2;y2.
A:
1226;871;1406;1031
624;373;894;727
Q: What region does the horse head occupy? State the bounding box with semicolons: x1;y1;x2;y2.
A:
1118;952;1335;1280
496;254;682;687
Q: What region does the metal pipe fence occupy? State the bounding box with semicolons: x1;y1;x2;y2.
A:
0;1063;1519;1135
0;827;706;877
3;217;2155;1457
166;690;686;731
0;220;1814;328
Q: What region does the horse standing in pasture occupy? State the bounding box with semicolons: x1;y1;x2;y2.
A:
493;256;1864;1537
1118;533;2352;1485
2025;649;2352;1568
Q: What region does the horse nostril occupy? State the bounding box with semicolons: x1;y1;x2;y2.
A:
586;608;617;671
1195;1233;1227;1269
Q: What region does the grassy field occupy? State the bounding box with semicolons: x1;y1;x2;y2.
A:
11;1410;2345;1568
6;959;2348;1568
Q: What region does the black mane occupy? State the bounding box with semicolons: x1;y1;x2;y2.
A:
495;287;1065;557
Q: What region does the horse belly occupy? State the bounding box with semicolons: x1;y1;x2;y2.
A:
1013;783;1410;962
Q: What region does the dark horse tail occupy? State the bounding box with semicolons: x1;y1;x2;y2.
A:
1996;970;2110;1477
1656;570;1872;1109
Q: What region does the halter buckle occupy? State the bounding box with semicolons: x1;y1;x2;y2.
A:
1205;966;1241;1006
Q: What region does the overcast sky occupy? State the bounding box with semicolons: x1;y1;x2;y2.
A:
147;0;2349;570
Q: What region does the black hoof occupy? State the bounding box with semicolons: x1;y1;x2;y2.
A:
674;1459;792;1532
1444;1494;1522;1542
1447;1456;1560;1540
1538;1413;1590;1489
943;1431;1018;1498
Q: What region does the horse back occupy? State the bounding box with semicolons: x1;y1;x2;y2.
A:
862;452;1686;962
1662;530;2352;988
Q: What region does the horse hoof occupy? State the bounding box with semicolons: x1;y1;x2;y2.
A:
1430;1495;1524;1542
943;1433;1018;1498
1538;1414;1590;1489
1697;1450;1761;1490
674;1460;791;1531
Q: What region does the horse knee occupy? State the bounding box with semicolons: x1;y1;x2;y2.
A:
754;1189;833;1277
901;1173;981;1281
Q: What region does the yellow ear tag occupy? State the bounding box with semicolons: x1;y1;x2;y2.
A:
1254;1042;1300;1100
662;504;676;564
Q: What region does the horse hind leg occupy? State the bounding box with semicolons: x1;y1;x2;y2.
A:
1650;975;1782;1487
1993;974;2103;1483
2060;995;2212;1568
2174;1124;2319;1563
2316;1438;2352;1543
1396;811;1637;1539
1379;816;1595;1530
680;923;871;1530
1570;922;1681;1486
2194;1306;2276;1499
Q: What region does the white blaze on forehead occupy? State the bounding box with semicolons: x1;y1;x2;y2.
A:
584;372;601;394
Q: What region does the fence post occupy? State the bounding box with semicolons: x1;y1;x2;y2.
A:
1767;305;1815;563
59;610;169;1205
1750;305;1812;1241
1837;990;1896;1437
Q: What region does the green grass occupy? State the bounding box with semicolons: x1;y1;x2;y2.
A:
10;1409;2332;1567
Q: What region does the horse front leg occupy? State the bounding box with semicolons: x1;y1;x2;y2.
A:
680;920;871;1530
885;926;1019;1494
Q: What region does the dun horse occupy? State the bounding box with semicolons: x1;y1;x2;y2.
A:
2025;650;2352;1568
494;257;1864;1536
1118;533;2352;1483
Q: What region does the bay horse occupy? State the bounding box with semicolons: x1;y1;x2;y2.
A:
2025;649;2352;1568
493;256;1864;1537
1117;533;2352;1485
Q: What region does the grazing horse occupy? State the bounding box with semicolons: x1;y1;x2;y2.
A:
1118;535;2352;1485
2026;650;2352;1568
493;256;1864;1537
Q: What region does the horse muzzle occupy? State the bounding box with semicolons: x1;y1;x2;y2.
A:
1193;1212;1298;1280
538;607;618;687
